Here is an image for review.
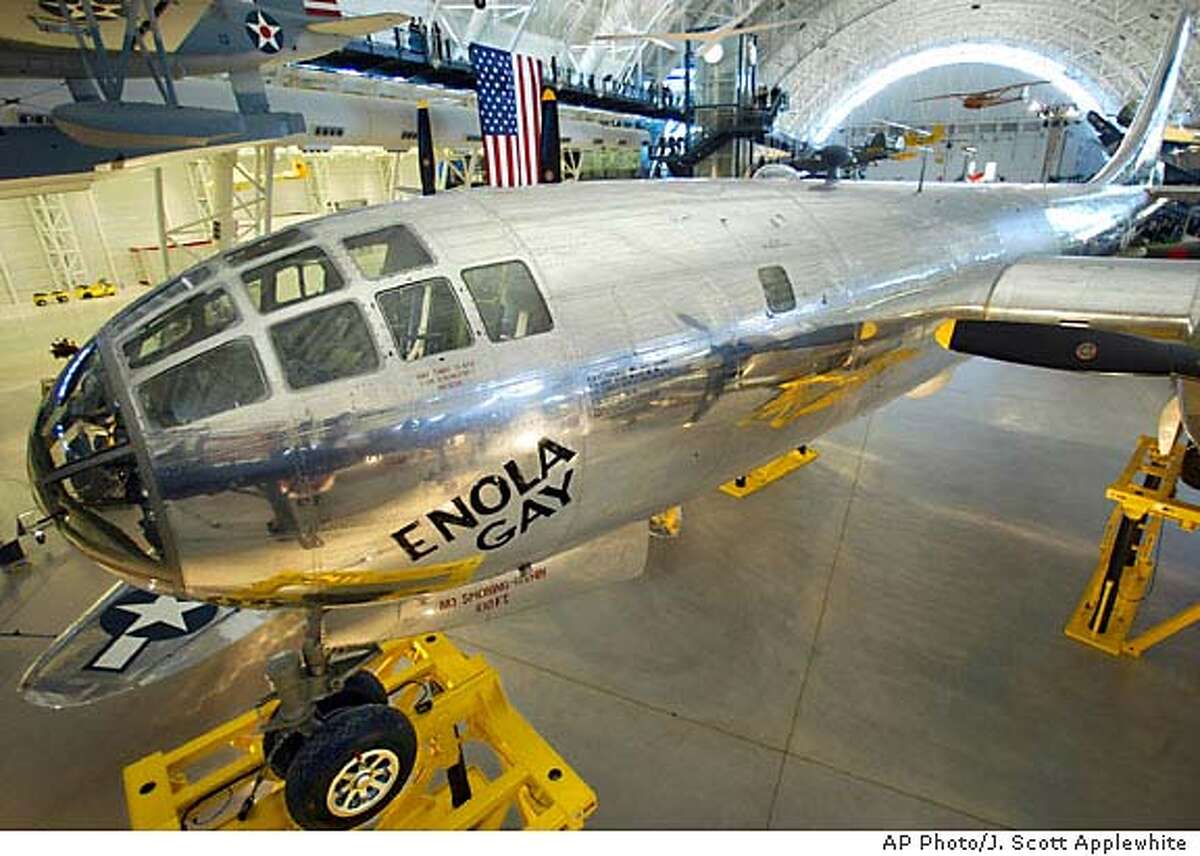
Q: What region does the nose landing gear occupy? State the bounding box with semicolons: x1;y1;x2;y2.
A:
123;627;596;830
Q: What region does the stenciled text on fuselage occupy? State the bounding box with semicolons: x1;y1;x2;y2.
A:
391;437;576;561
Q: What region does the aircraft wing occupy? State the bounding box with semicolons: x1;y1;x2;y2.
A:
985;79;1050;95
20;582;271;708
932;256;1200;376
914;92;977;102
306;12;410;37
7;0;206;52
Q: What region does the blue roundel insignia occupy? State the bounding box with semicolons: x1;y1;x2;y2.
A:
86;591;219;672
245;9;284;54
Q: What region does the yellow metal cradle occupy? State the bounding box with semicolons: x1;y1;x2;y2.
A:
123;633;596;830
1065;434;1200;657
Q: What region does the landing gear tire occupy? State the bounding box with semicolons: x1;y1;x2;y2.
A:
1181;444;1200;491
263;671;390;778
316;670;389;716
284;704;417;830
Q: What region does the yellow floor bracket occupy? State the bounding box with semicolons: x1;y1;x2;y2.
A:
1065;434;1200;657
649;505;682;538
719;446;819;498
123;633;596;829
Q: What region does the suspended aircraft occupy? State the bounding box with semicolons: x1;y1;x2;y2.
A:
1;0;409;150
0;74;647;197
915;79;1049;110
15;5;1200;832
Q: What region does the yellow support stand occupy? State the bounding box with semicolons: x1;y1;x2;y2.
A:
123;634;596;830
719;446;819;498
1065;435;1200;657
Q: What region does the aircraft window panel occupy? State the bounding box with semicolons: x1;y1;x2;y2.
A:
275;266;302;305
224;227;307;267
241;245;344;314
460;260;553;343
376;277;473;362
269;301;380;389
344;225;434;280
758;265;797;314
137;338;268;429
122;289;240;370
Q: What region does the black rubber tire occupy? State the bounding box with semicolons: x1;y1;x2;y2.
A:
264;671;389;778
263;728;306;779
284;704;417;830
315;670;389;717
1182;445;1200;491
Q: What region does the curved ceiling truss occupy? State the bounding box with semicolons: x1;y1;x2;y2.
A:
401;1;1199;143
753;0;1200;142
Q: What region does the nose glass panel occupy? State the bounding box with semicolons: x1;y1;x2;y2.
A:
30;341;167;577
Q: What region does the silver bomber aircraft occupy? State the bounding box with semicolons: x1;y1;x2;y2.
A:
15;4;1200;831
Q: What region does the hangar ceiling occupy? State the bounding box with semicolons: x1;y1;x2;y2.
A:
409;0;1200;141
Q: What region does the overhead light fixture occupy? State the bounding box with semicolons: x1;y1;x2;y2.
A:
702;42;724;64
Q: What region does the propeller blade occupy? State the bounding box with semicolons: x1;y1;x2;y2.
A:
934;320;1200;378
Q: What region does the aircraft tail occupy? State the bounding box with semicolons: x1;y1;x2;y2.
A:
1089;7;1192;185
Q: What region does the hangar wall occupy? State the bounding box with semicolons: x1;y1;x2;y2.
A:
831;63;1110;183
0;144;636;308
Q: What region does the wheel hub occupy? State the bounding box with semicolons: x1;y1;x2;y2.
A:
327;749;401;818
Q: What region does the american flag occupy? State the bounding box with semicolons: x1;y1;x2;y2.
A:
304;0;341;18
469;43;543;188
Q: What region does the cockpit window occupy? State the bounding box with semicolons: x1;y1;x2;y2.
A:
376;277;473;361
238;244;343;312
137;338;269;429
460;260;553;342
344;225;433;279
224;227;306;267
122;289;239;370
758;265;797;314
269;301;379;389
34;341;127;470
242;246;345;314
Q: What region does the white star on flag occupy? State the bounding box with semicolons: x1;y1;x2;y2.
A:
246;11;282;53
116;596;207;634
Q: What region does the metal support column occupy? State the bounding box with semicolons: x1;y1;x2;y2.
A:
212;151;236;252
154;167;171;279
262;144;275;236
86;188;121;284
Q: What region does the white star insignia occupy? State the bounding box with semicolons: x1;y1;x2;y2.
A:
246;11;282;52
117;596;207;634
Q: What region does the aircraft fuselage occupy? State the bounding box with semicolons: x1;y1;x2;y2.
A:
28;179;1147;610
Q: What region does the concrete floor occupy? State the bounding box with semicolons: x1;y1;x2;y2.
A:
1;302;1198;829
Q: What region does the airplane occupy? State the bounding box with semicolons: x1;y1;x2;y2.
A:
884;121;947;160
765;132;899;181
1;0;409;150
0;74;648;197
915;79;1050;110
14;5;1200;832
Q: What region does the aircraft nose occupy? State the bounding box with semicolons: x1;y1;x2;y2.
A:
28;339;180;593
